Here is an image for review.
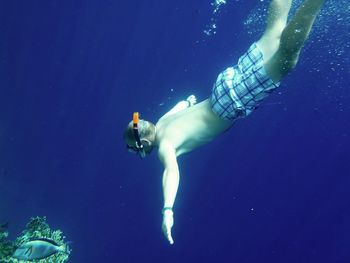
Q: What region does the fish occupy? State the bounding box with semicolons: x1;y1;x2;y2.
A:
12;238;69;261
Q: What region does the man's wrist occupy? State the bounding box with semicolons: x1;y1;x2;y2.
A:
162;207;173;215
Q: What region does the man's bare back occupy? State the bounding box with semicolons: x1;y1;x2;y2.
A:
156;99;231;157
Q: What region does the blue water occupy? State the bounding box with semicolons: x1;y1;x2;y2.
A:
0;0;349;262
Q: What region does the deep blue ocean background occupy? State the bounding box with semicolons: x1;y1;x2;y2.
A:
0;0;349;262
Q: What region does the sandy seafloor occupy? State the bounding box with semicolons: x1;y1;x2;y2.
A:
0;0;349;262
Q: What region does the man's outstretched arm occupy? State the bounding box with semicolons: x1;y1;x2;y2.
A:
158;144;179;245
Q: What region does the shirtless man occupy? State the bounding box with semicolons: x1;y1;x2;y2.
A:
124;0;325;245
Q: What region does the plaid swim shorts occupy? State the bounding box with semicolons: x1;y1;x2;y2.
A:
210;42;280;121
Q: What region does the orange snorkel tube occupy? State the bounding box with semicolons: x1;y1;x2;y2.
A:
133;112;139;128
130;112;146;158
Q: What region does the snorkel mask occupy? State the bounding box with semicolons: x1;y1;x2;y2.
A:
127;112;146;158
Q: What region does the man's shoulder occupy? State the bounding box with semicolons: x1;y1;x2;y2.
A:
157;140;176;162
158;140;175;154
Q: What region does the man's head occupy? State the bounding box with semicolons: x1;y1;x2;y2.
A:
124;114;156;158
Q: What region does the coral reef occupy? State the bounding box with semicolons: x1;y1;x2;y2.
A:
0;217;71;262
0;229;15;260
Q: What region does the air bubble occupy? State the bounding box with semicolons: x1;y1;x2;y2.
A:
203;0;228;37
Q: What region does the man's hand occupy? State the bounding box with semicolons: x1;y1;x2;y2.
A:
186;95;197;107
162;209;174;245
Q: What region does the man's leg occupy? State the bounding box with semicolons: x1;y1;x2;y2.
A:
264;0;326;83
257;0;293;63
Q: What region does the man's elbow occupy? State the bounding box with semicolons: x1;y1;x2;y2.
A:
164;167;179;178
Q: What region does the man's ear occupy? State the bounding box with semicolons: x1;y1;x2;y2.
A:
141;138;151;147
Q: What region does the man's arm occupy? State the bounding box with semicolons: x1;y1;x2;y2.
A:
158;144;180;245
159;95;197;120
